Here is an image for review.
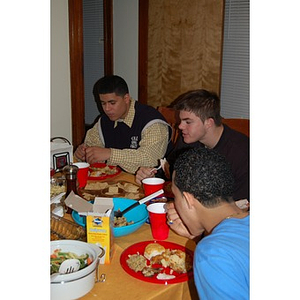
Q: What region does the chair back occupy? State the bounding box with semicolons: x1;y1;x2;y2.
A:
222;118;249;137
157;106;180;144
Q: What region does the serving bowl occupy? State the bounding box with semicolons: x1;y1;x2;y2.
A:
72;197;149;237
50;240;104;300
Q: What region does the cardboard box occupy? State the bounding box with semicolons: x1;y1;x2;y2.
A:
64;191;114;264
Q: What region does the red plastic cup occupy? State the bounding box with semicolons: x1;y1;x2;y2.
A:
147;203;169;240
73;162;90;188
142;178;165;197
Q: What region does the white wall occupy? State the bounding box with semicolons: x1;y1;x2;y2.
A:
113;0;139;100
51;0;72;143
50;0;139;145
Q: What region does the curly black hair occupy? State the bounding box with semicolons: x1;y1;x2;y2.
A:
173;147;234;207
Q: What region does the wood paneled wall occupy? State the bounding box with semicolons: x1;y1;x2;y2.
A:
147;0;224;108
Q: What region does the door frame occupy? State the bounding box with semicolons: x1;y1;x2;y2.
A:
68;0;146;149
68;0;114;148
138;0;148;105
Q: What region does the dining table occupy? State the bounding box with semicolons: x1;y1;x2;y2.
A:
52;170;199;300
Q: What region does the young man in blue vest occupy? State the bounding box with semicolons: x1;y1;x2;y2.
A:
74;75;172;174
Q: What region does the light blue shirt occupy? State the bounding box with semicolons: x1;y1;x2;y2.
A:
194;215;249;300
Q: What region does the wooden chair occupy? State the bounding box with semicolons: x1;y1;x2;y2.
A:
157;106;180;144
222;118;250;137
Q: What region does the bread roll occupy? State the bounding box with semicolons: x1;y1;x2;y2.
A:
144;243;165;260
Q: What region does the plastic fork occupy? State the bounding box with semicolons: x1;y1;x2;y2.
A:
150;165;162;173
150;158;166;173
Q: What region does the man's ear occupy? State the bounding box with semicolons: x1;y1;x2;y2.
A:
182;191;196;209
204;117;214;129
124;93;130;103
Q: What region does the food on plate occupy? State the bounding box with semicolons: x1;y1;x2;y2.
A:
50;184;66;198
121;182;140;193
144;243;166;260
109;186;119;193
126;254;147;272
125;192;140;199
89;165;118;177
119;182;141;199
50;249;92;275
125;242;193;279
114;216;134;227
142;266;163;277
153;249;193;274
123;242;193;282
83;181;142;199
104;186;120;195
85;182;109;190
156;273;176;280
81;192;95;201
84;182;139;193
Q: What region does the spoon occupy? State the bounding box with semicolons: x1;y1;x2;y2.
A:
114;189;164;218
51;258;81;281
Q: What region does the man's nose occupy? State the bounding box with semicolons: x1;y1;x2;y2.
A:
103;103;111;111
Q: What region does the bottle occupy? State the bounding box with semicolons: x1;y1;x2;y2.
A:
63;164;79;214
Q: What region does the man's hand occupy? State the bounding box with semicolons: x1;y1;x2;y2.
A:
85;147;111;164
165;202;200;239
135;167;156;185
74;144;87;161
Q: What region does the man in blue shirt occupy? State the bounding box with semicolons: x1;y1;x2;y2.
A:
166;147;249;299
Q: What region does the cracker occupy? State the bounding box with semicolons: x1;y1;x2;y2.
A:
125;192;140;199
85;182;109;190
123;183;139;193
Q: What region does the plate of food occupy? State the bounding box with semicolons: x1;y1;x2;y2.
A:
80;181;143;200
88;163;121;180
120;240;193;284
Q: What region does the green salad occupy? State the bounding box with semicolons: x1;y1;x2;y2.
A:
50;248;93;275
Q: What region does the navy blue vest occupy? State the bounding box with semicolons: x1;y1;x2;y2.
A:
100;101;173;154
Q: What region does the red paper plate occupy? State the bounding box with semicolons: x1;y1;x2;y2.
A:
120;240;193;284
88;163;121;180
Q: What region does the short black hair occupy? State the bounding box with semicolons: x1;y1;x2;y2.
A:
173;147;234;207
93;75;129;97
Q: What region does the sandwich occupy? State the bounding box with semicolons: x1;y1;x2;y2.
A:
144;243;166;260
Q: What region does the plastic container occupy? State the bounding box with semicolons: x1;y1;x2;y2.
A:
50;213;86;241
